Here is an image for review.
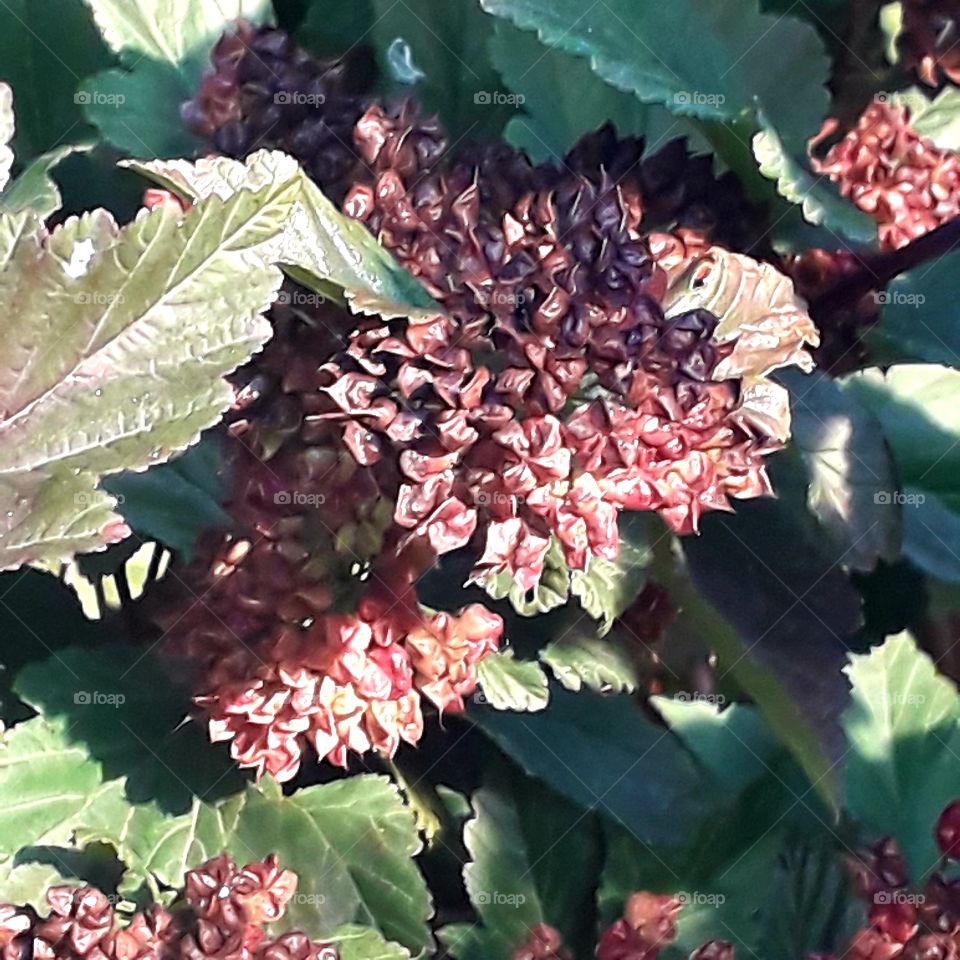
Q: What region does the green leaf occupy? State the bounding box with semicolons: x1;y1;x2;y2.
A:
81;0;273;157
680;449;863;809
462;788;546;954
479;0;830;149
0;0;112;164
369;0;516;137
892;86;960;149
1;144;93;218
219;778;433;953
489;21;705;163
461;780;602;957
569;512;651;633
539;627;637;694
476;650;549;712
867;251;960;367
297;0;375;59
782;368;901;572
329;926;411;960
103;438;231;557
0;168;299;570
843;632;960;880
842;365;960;579
472;689;710;845
126;152;441;319
12;642;431;950
753;119;876;244
651;697;779;792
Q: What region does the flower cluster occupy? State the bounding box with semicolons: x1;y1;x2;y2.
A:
510;893;733;960
814;98;960;250
158;23;818;779
0;855;336;960
835;800;960;960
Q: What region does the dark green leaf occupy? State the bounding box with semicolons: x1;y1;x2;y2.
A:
479;0;830;149
472;689;710;845
782;368;900;572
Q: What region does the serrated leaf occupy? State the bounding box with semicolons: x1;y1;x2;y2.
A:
1;144;93;219
867;250;960;367
843;632;960;880
461;780;601;958
753;119;876;244
892;86;960;149
224;778;432;952
479;0;830;149
0;170;301;570
81;0;273;157
103;438;231;557
489;21;706;163
476;650;549;712
12;644;432;951
539;628;636;694
569;512;651;633
329;926;411;960
782;368;900;572
462;788;545;954
472;689;710;845
126;152;440;320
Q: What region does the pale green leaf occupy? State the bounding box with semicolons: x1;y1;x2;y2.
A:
126;152;441;319
753;119;876;244
540;628;636;694
329;926;411;960
843;632;960;880
0;168;301;569
476;650;549;712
